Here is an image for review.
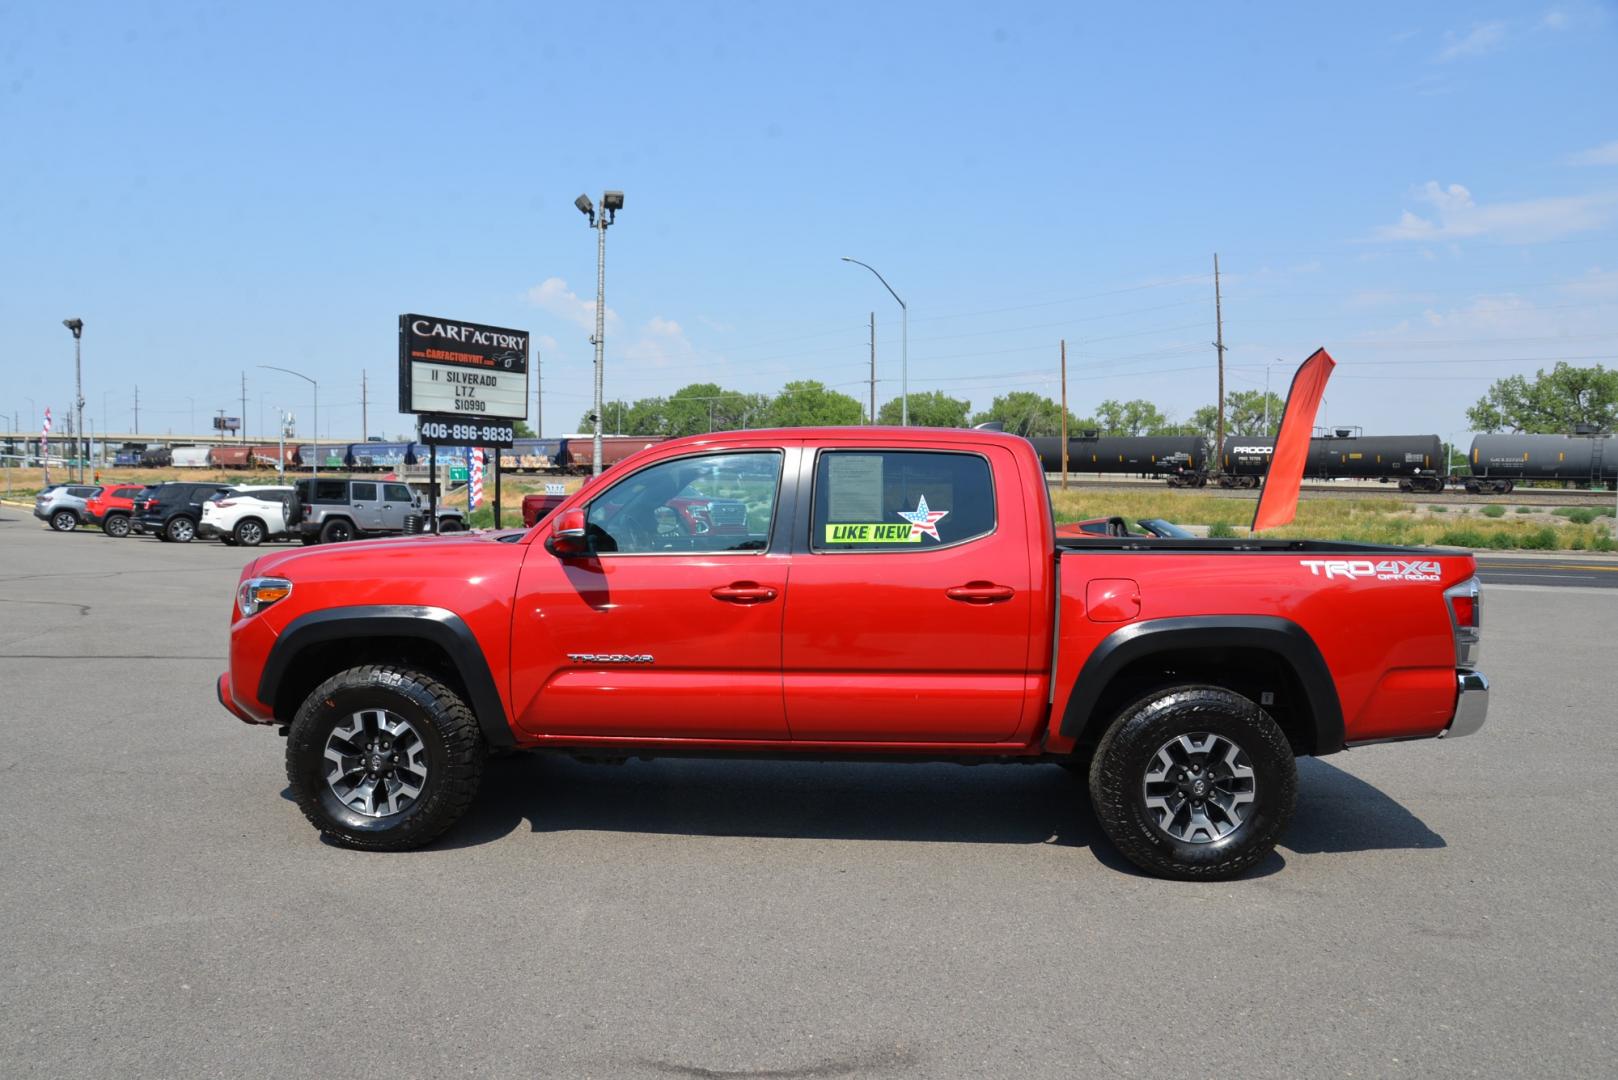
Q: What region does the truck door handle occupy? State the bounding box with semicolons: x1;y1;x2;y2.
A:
946;582;1015;604
711;582;778;605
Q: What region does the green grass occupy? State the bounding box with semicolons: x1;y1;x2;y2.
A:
1514;506;1534;514
1481;504;1506;518
1428;505;1447;514
1207;521;1236;539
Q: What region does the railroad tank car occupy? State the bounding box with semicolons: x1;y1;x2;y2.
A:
1029;435;1206;476
346;441;412;472
170;446;211;469
1219;433;1445;491
139;447;173;468
553;435;669;474
1468;433;1618;491
499;438;563;472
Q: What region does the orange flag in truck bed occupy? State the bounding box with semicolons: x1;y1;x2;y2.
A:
1251;348;1336;533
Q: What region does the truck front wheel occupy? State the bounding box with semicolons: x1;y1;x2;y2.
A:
1088;685;1296;880
285;665;486;851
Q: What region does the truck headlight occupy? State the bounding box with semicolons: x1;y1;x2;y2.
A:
237;577;293;618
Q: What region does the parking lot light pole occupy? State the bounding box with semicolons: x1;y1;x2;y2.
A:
841;258;907;425
259;365;318;480
62;319;84;481
576;190;624;477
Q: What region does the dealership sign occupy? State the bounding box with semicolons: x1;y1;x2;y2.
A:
398;314;529;420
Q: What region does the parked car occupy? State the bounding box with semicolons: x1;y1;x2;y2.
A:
33;484;103;532
219;427;1489;879
292;477;464;544
82;483;148;537
126;484;166;536
137;481;233;542
200;485;298;547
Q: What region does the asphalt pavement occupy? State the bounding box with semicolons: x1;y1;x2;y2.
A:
2;506;1616;1078
1474;552;1618;589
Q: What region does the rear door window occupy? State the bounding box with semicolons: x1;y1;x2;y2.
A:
351;482;378;502
811;450;996;552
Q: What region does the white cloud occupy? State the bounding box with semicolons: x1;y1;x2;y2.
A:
1568;140;1618;166
1541;10;1569;30
1561;267;1618;298
1372;181;1618;243
524;277;619;333
1436;22;1507;61
622;316;696;369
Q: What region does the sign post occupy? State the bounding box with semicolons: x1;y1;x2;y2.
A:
400;314;529;531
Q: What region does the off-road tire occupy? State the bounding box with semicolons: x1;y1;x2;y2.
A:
234;518;266;547
103;513;131;538
319;518;356;544
286;665;485;851
1088;685;1297;881
166;515;196;543
50;509;78;532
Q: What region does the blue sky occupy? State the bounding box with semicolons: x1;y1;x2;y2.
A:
3;1;1616;444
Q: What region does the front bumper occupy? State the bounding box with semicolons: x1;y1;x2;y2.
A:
1440;670;1489;739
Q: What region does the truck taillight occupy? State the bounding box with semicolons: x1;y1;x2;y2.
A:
1445;576;1481;670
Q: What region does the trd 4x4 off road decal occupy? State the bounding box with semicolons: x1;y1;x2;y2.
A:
1299;559;1442;582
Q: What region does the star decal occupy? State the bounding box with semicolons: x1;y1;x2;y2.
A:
896;494;950;541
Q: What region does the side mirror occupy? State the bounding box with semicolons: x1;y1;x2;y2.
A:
548;507;589;556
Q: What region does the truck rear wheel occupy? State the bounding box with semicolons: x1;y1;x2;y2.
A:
285;665;486;851
1088;685;1296;880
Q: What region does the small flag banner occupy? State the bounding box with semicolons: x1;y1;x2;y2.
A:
468;446;485;512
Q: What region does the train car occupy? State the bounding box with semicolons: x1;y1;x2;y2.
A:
1029;435;1206;477
113;450;143;467
171;446;211;469
1468;432;1618;492
140;447;173;468
208;446;255;469
1219;433;1445;491
346;441;412;472
296;443;347;470
553;435;669;474
499;438;563;472
249;445;299;469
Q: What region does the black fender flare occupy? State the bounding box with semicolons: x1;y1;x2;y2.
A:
1058;615;1344;756
258;605;514;748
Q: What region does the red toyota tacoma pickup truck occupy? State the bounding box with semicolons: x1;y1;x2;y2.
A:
218;428;1488;879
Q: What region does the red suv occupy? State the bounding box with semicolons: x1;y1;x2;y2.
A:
83;484;147;538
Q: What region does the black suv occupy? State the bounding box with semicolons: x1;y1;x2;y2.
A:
136;482;232;543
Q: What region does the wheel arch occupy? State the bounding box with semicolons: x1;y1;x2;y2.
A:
259;606;514;748
1059;616;1344;757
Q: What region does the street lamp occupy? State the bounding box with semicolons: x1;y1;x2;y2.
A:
258;365;319;479
576;189;624;476
62;318;84;481
841;258;908;425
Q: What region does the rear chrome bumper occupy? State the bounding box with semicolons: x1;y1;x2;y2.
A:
1440;670;1489;739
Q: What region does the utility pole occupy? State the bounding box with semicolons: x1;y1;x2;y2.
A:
534;347;543;439
240;372;248;443
63;318;85;481
1060;339;1069;490
133;385;139;435
1212;253;1227;476
361;369;368;442
868;312;877;423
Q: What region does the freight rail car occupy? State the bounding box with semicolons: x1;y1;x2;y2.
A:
1467;432;1618;492
552;435;669;474
1029;435;1206;480
499;438;564;472
345;441;413;472
1218;433;1446;491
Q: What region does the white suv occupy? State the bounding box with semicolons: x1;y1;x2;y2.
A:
199;485;296;547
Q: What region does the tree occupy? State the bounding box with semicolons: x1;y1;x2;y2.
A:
1225;390;1286;436
513;420;536;438
876;391;970;427
662;383;769;435
969;392;1075;437
762;381;866;427
1189;404;1220;446
1466;362;1618;433
575;398;664;435
1092;398;1169;436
